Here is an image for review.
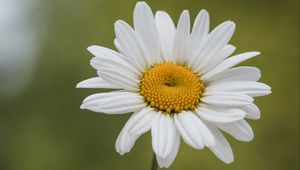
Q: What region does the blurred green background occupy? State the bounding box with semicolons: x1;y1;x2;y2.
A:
0;0;299;170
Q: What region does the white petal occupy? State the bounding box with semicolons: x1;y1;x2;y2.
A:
216;119;254;141
202;51;260;80
156;132;180;168
115;127;139;155
76;77;121;89
201;92;253;106
87;45;126;60
127;107;157;136
206;66;261;84
100;67;140;91
195;104;246;123
205;123;234;164
114;39;127;55
199;44;236;75
90;57;140;79
114;20;148;71
155;11;175;61
81;91;145;114
189;9;209;47
189;21;235;73
152;114;178;158
88;45;141;77
81;92;114;104
172;10;190;64
241;103;261;120
134;2;162;65
186;10;210;68
205;81;272;97
115;111;143;155
174;111;215;149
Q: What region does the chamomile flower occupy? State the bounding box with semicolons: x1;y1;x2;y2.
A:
77;1;271;168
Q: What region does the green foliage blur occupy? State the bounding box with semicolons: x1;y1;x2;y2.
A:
0;0;299;170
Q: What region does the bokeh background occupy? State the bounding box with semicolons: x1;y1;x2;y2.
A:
0;0;299;170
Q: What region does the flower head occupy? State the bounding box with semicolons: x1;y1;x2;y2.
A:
77;1;271;168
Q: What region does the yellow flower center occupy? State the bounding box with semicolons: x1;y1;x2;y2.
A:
140;62;204;114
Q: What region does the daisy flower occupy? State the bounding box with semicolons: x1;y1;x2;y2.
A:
77;1;271;168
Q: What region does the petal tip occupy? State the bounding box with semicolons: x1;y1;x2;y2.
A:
116;150;125;156
76;82;81;88
135;1;151;12
76;79;89;88
266;90;272;95
224;158;234;164
87;45;99;55
155;10;167;17
136;1;148;6
181;10;190;17
200;9;209;14
114;20;122;27
80;104;85;109
252;51;261;56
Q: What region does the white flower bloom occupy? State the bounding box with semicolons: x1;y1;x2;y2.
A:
77;1;271;168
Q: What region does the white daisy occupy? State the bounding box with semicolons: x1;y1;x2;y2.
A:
77;1;271;168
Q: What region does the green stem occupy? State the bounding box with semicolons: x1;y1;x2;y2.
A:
151;152;158;170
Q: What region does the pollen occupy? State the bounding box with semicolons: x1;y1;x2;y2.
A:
140;62;204;114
